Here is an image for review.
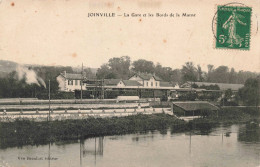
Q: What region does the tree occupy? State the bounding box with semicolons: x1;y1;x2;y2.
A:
132;59;155;73
96;64;115;79
170;69;182;83
0;71;45;98
154;63;173;82
210;66;230;83
197;65;203;81
236;70;259;84
108;56;131;79
33;66;73;81
181;62;198;82
0;65;73;99
84;68;96;79
206;64;215;82
224;89;233;100
96;56;131;79
229;68;237;83
207;64;214;73
238;78;260;106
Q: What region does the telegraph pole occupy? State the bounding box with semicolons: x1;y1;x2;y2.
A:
101;79;104;99
48;80;51;121
81;63;83;102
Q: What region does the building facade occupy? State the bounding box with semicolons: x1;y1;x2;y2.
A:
75;73;176;99
56;71;87;92
128;73;162;88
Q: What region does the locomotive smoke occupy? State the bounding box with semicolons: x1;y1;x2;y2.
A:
16;65;47;88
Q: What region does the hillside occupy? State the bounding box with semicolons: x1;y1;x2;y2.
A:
0;59;97;77
0;60;18;73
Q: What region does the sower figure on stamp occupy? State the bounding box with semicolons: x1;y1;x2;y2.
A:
222;11;247;47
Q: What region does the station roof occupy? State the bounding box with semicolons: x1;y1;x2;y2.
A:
185;82;244;91
122;80;142;86
160;82;173;87
104;79;121;86
60;73;83;80
131;73;162;81
172;101;219;111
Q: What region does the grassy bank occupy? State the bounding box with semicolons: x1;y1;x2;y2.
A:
0;107;258;149
0;114;186;148
186;107;259;131
196;107;259;124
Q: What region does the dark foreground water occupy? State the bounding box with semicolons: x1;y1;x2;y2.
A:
0;124;259;167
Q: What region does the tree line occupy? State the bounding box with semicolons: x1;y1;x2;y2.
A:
0;66;74;99
0;56;259;104
95;56;259;84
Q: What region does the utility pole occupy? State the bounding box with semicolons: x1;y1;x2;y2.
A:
101;79;104;99
190;81;192;100
222;91;225;107
81;63;83;102
48;80;51;121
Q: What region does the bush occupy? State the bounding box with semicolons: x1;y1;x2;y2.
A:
0;114;185;148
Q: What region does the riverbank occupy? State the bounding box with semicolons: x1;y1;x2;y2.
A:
0;107;258;149
199;107;259;124
0;113;184;148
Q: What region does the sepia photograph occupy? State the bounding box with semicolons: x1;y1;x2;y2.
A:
0;0;259;166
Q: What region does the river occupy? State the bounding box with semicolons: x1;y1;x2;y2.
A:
0;124;259;167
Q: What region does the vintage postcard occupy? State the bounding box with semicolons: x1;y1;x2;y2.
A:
0;0;259;167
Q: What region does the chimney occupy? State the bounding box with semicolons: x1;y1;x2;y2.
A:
64;71;66;77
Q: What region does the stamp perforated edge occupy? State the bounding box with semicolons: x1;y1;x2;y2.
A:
212;3;252;51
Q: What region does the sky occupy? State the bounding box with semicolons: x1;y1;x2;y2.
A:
0;0;259;72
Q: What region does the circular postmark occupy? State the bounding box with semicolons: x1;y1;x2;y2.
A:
212;2;258;50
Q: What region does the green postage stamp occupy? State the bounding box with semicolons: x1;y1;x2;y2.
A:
215;5;252;50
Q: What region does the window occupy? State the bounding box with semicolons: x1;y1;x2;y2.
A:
156;82;157;87
68;80;73;85
151;82;153;87
75;80;78;85
146;82;148;87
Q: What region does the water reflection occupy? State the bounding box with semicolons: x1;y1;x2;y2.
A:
0;124;260;167
79;137;104;167
238;123;260;143
131;132;155;142
48;143;50;167
159;128;167;135
81;137;104;157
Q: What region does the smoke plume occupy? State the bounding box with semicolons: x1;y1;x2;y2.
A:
16;65;46;88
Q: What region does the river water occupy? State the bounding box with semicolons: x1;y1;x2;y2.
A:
0;124;259;167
